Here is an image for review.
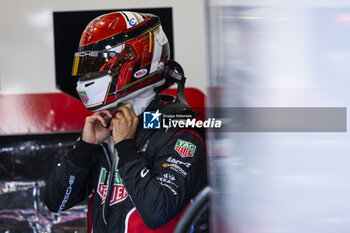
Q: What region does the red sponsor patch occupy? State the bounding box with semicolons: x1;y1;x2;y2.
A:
97;168;128;205
174;139;196;157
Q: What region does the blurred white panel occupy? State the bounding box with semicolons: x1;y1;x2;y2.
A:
207;1;350;233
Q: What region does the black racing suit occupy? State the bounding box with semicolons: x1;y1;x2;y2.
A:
44;97;207;233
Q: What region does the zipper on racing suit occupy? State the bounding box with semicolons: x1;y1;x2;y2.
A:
101;141;117;225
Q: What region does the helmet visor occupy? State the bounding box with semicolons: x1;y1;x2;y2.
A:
71;45;135;76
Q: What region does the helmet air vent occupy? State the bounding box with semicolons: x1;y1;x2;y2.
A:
85;82;95;87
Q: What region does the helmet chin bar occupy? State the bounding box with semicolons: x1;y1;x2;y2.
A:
77;60;196;117
94;79;165;113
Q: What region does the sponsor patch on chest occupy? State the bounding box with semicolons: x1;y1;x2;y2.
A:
174;139;197;157
97;167;128;206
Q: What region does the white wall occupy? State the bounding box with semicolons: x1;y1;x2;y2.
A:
0;0;207;95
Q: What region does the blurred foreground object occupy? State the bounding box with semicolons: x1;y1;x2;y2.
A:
206;1;350;233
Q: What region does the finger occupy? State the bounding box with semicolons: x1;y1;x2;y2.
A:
128;106;138;118
102;109;113;118
124;107;138;125
109;118;116;128
108;107;118;116
91;114;108;127
118;106;133;121
96;110;113;121
110;118;120;129
115;111;125;121
132;116;139;125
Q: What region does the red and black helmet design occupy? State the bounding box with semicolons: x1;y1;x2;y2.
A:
73;11;170;111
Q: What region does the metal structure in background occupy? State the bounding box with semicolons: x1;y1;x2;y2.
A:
206;1;350;233
0;134;87;232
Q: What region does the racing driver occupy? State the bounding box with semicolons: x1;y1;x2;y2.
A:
44;11;207;233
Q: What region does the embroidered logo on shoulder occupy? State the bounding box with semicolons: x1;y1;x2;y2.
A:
174;139;197;157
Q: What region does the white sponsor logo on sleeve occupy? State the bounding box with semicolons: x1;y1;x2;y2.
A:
58;175;75;213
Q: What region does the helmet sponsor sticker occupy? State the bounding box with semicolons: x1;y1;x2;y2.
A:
78;91;89;104
129;18;137;26
134;68;148;78
174;139;197;158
